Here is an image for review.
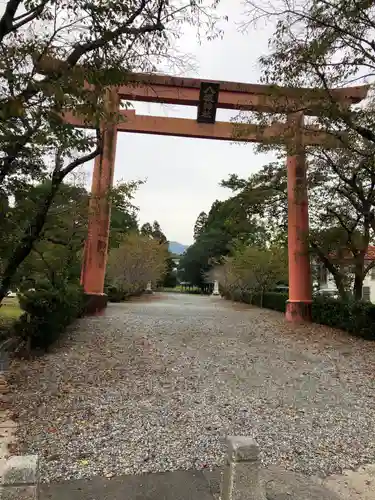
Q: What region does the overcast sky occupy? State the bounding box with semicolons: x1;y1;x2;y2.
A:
86;1;277;245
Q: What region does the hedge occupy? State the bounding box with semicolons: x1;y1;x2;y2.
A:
224;290;375;341
224;290;289;313
105;286;144;302
312;296;375;340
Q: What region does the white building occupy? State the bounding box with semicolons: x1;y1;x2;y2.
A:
317;245;375;302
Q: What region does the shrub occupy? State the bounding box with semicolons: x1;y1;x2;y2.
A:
106;285;145;302
224;287;375;341
312;297;375;340
239;291;288;312
231;289;244;302
261;292;288;312
106;286;127;302
13;283;85;351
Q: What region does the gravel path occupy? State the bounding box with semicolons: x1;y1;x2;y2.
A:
9;293;375;482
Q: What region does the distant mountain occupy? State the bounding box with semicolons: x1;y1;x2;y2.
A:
169;241;189;255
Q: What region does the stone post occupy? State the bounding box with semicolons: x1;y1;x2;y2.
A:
212;280;220;296
1;455;39;499
221;436;266;500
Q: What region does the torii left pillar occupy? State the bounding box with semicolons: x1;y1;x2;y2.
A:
81;89;119;313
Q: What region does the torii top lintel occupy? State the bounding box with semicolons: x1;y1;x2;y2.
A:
38;56;368;116
117;73;368;116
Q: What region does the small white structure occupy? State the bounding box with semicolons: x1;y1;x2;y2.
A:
212;280;220;296
145;281;153;294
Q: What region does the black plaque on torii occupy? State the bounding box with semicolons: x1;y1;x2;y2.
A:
197;82;220;124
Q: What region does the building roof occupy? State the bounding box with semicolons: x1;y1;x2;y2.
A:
327;245;375;261
366;245;375;260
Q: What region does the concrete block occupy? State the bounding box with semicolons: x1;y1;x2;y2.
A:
2;456;39;486
221;436;266;500
0;485;37;499
227;436;260;462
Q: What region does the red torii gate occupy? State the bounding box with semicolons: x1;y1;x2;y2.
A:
39;58;368;321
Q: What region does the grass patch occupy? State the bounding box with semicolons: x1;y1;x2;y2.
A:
0;297;22;334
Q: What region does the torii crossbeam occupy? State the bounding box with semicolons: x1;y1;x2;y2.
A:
38;57;368;321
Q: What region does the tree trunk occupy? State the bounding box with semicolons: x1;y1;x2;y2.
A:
0;144;101;304
311;242;348;300
0;178;61;303
353;263;364;301
331;273;349;301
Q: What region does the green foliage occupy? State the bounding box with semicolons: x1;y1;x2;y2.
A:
225;289;375;341
108;180;142;249
214;244;288;298
161;256;177;288
5;179;139;291
105;285;143;302
11;181;88;287
141;221;168;244
223;289;288;312
180;198;266;287
252;292;288;312
231;244;288;292
221;151;375;301
193;211;208;240
110;206;139;249
0;299;22;339
312;297;375;341
221;163;288;246
107;231;168;297
13;283;85;351
0;0;225;302
235;0;375;302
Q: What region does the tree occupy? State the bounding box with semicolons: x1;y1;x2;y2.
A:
214;245;288;304
179;197;267;287
223;143;375;300
161;256;177;288
140;223;153;237
0;0;225;301
107;232;168;295
108;181;141;249
243;0;375;143
140;220;175;287
221;162;288;246
229;0;375;298
233;245;287;301
7;178;140;290
235;0;375;301
12;181;89;288
193;211;208;240
308;148;375;300
141;221;167;244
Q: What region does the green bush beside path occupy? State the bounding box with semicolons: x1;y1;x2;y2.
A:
224;290;375;341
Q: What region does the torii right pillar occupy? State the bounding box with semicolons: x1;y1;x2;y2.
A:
285;112;312;322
